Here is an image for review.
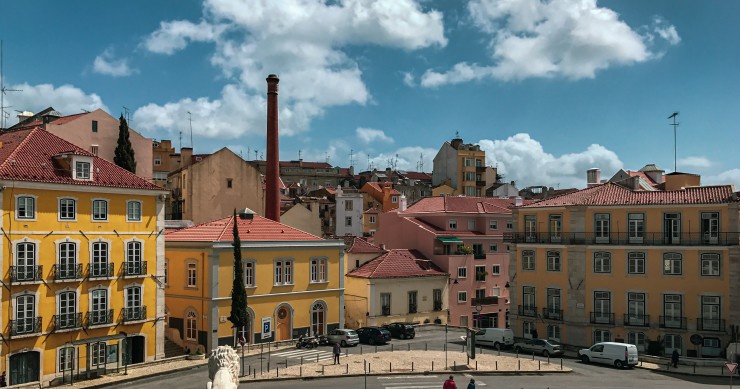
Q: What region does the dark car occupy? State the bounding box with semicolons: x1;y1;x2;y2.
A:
382;322;416;339
356;326;392;345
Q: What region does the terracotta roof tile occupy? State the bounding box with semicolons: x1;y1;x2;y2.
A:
347;249;447;278
346;237;384;253
405;196;516;214
165;214;323;242
48;112;87;125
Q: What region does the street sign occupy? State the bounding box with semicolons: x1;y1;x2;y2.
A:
727;362;738;375
261;317;272;339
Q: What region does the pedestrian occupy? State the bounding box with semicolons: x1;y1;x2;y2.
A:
443;375;456;389
671;349;679;368
467;378;475;389
333;342;341;365
0;371;6;387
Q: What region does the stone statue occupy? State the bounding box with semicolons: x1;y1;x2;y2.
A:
207;346;240;389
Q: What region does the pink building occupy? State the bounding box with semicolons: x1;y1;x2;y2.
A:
375;195;522;328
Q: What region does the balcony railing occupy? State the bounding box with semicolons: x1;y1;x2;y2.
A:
659;315;687;330
10;265;43;283
433;302;443;311
381;306;391;316
52;264;83;281
53;313;83;331
86;309;114;327
472;296;499;306
473;253;487;260
517;305;537;317
475;180;486;187
408;304;417;314
10;317;42;337
505;232;739;246
88;262;114;278
123;306;147;322
697;318;725;332
123;261;147;276
623;314;650;327
590;312;615;325
542;308;563;321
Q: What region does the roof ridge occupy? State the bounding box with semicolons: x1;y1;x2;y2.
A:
0;127;36;171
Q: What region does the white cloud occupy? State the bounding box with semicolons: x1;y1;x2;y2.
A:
422;0;680;87
356;127;394;144
4;83;107;121
143;20;227;55
402;72;415;87
678;156;712;170
478;133;623;188
704;169;740;190
92;49;138;77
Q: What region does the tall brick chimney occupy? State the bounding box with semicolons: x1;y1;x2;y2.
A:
265;74;280;222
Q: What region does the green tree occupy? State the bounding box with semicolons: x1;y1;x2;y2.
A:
114;115;137;173
228;209;250;342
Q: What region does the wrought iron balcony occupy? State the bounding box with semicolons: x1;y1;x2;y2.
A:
473;253;487;260
10;317;42;337
381;306;391;316
88;262;114;278
123;261;147;276
123;306;147;322
659;315;687;330
590;312;615;325
433;301;443;311
86;309;114;327
472;296;499;306
52;264;83;281
542;307;563;321
696;318;725;332
505;232;739;246
53;313;82;331
623;314;650;327
10;265;43;283
517;305;537;317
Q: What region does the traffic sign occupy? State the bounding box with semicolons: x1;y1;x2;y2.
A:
727;362;738;375
261;317;272;339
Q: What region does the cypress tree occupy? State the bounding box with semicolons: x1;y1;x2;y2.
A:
229;209;250;342
114;115;137;173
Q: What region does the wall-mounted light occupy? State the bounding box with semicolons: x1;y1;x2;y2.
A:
504;281;510;288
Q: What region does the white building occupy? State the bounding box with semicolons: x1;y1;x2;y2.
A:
335;186;364;236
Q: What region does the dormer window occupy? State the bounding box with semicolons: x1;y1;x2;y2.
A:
76;161;91;180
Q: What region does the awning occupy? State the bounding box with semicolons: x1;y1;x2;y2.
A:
71;333;126;346
437;237;463;243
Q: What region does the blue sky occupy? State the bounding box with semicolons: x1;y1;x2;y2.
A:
1;0;738;189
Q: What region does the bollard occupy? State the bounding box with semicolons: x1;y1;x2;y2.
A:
693;364;696;374
277;366;279;378
476;361;478;371
432;361;434;371
369;362;371;373
317;353;320;363
547;355;550;364
539;360;541;370
560;358;563;370
496;361;498;370
391;344;394;352
300;366;302;377
412;361;414;372
425;343;428;351
346;364;349;374
322;365;325;375
390;362;392;372
253;368;256;379
301;356;303;366
285;358;288;368
518;360;521;371
408;343;410;351
267;361;270;372
532;351;535;361
516;350;519;358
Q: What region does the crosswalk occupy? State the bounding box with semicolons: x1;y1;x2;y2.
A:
270;348;334;362
377;374;486;389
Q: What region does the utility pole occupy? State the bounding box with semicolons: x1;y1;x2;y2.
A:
668;112;679;172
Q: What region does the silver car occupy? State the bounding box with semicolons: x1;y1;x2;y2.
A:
513;338;564;357
326;329;359;346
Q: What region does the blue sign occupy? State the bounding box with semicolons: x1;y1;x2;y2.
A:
261;317;272;338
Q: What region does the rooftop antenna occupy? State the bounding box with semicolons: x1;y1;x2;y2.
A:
418;153;424;172
325;152;330;164
1;40;22;129
455;130;460;139
367;153;371;171
178;130;182;151
349;149;354;168
298;149;302;160
122;106;131;127
187;111;193;148
668;112;679;172
254;150;258;160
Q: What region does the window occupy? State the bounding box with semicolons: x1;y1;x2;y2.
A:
391;196;399;203
664;334;682;356
547;325;561;341
464;158;474;167
628;332;646;352
664;213;681;244
227;178;233;188
369;215;376;224
524;215;537;241
663;294;683;328
153;171;168;180
433;289;443;311
506;221;513;229
628;252;645;274
465;171;476;181
700;296;721;331
127;201;142;222
92;199;108;221
523;321;534;338
491;287;500;297
457;291;467;303
522;250;535;271
549;214;562;242
16;196;35;219
59;198;76;220
475;288;486;300
186;311;197;341
16;242;37;282
465;186;475;196
344;201;353;211
594;330;611;343
58;241;78;279
489;244;497;252
58;291;77;329
408;291;418;313
627;292;646;326
59;347;75;372
244;261;255;287
593;252;611;273
311;302;326;336
491;265;500;275
663;253;682;275
448;220;457;230
274;260;293;285
381;293;391;315
701;253;720;276
91;342;106;367
92;120;98;132
126;241;143;275
546;288;561;319
546;251;561;271
15;294;36;334
90;289;108;325
475;265;486;281
457;267;467;278
345;216;352;227
75;161;91;180
628;213;644;243
701;212;720;244
594;213;610;242
125;286;143;321
90;145;99;156
154;157;161;166
310;258;328;283
593;291;611;324
489;220;498;230
522;286;536;314
187;263;197;288
468;220;476;230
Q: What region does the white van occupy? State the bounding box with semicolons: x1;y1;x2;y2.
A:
474;328;514;349
578;342;639;368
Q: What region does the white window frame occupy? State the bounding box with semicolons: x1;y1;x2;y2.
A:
92;199;109;221
628;332;647;352
457;291;467;303
594;329;611;343
310;257;328;283
187;262;197;288
489;243;497;252
448;219;457;230
522;250;535;271
491;287;500;297
244;260;255;287
127;200;142;222
344;201;353;211
701;253;720;276
75;160;91;180
547;325;561;341
345;216;352;227
491;264;500;275
593;251;611;273
546;251;561;272
274;259;294;285
58;197;77;221
489;220;497;230
391;195;398;203
185;310;198;341
457;266;467;278
16;195;36;220
628;252;645;274
369;215;376;224
90;342;106;367
58;346;75;372
663;252;682;275
154;156;162;166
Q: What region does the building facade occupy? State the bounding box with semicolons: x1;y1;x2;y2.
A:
0;128;166;386
432;137;488;197
335;186;364;237
507;177;740;358
249;160;341;195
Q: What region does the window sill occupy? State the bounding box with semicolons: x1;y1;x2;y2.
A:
58;218;78;222
272;283;294;287
53;278;84;283
11;280;44;286
185;286;199;290
10;332;44;339
309;281;329;285
87;323;116;330
55;327;83;334
123;274;149;279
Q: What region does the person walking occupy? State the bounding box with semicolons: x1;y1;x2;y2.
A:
671;349;679;368
333;342;341;365
443;375;457;389
466;378;475;389
0;371;6;387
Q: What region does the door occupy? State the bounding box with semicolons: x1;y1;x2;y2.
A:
664;335;681;357
16;295;35;334
275;306;291;341
129;336;145;364
664;295;682;328
701;212;719;244
9;351;40;385
16;242;35;281
549;215;562;243
91;289;108;325
59;242;76;279
664;213;681;244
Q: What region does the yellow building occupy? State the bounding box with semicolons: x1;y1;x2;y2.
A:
0;128;167;386
432;137;488;196
164;210;344;352
507;174;740;358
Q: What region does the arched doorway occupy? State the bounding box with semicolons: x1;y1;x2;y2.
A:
9;351;40;385
311;301;327;336
275;305;292;341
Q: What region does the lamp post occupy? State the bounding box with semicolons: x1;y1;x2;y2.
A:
475;305;482;328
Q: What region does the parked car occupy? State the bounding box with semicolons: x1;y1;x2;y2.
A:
326;329;360;347
383;323;416;339
578;342;639;369
513;338;563;357
474;328;514;349
356;326;392;345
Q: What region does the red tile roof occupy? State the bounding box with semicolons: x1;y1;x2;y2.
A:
363;182;401;195
48;112;87;126
523;182;739;208
401;171;433;181
165;214;323;242
280;161;334;169
405;196;516;214
363;207;381;215
0;128;162;190
346;237;384;253
347;249;447;279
